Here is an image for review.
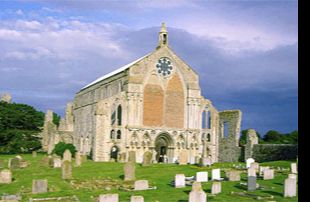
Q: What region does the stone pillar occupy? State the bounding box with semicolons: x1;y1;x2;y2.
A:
244;129;258;161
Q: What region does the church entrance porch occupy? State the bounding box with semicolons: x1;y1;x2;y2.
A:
155;133;174;163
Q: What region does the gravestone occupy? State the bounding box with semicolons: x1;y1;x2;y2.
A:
142;151;152;166
263;169;274;180
32;179;48;194
200;157;212;167
284;177;297;197
175;174;185;188
32;151;37;157
41;156;53;167
248;168;256;177
211;181;222;194
189;189;207;202
130;195;144;202
9;157;20;169
134;180;149;190
291;163;297;174
81;155;88;163
248;176;257;191
128;151;136;163
192;181;202;191
1;194;21;201
259;166;270;176
63;149;72;162
190;156;196;165
75;152;82;167
124;162;135;181
212;169;223;181
196;172;208;182
0;169;12;184
246;158;255;168
53;158;62;168
250;162;259;172
99;194;119;202
179;150;188;165
288;174;297;179
226;170;241;181
62;160;72;179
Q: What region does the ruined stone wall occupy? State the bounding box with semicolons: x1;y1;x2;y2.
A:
218;110;242;162
244;129;258;161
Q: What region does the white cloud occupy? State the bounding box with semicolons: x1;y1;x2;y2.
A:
16;9;23;15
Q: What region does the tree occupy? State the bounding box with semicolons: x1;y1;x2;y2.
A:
263;130;282;143
52;142;77;158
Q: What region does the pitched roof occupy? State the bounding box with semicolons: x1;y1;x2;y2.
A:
81;52;151;90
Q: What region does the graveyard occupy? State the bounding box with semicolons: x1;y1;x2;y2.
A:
0;153;297;202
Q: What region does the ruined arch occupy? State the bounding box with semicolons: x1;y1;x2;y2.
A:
155;133;174;163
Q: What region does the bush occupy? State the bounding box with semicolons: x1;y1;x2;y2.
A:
252;144;298;162
52;142;77;158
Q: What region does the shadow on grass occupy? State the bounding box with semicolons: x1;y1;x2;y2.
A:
119;174;124;180
178;200;188;202
262;190;283;197
234;184;247;190
183;190;191;195
274;182;283;186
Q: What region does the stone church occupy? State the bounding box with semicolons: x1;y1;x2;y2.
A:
42;23;243;163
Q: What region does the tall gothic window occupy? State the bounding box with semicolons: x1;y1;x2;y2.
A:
117;130;121;139
117;105;122;126
110;130;115;139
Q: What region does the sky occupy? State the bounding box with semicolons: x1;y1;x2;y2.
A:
0;0;298;135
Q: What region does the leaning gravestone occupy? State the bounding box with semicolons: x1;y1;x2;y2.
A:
226;170;241;181
62;160;72;179
9;157;21;169
32;179;48;194
248;176;257;191
179;150;188;165
63;149;72;162
196;172;208;182
99;194;119;202
175;174;185;188
211;181;222;194
134;180;149;191
128;151;136;163
130;195;144;202
189;182;206;202
263;169;274;180
284;176;297;197
142;151;152;166
124;162;135;181
0;169;12;184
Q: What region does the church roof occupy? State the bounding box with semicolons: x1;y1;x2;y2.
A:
81;52;151;90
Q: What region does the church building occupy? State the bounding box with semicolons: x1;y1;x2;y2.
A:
71;23;242;163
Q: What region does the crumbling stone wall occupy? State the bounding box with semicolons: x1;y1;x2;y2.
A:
218;110;242;162
244;129;258;161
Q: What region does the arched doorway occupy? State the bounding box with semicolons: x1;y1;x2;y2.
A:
155;133;174;163
110;146;119;162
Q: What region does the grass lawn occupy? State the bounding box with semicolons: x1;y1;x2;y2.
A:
0;154;298;202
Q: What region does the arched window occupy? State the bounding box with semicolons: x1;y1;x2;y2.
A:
207;111;211;129
117;130;121;139
207;133;211;142
117;105;122;126
202;111;207;129
110;130;115;139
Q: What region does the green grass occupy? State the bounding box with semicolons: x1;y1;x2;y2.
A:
0;154;298;202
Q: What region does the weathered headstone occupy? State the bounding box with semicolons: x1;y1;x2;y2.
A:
32;179;48;194
134;180;149;190
192;181;202;191
196;172;208;182
62;160;72;179
9;157;20;169
263;169;274;180
142;151;152;166
259;166;270;176
41;156;53;167
63;149;72;162
250;162;259;172
124;162;135;181
189;189;207;202
212;169;223;181
248;176;257;191
99;194;119;202
248;168;256;177
175;174;185;188
284;177;297;197
179;150;188;165
200;157;212;167
246;158;255;168
211;181;222;194
53;157;62;168
226;170;241;181
1;194;21;201
130;195;144;202
291;163;297;174
75;152;82;167
288;174;297;179
128;151;136;163
81;155;87;163
0;169;12;184
32;151;37;157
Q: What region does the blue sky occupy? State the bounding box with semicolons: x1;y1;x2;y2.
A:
0;0;298;135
